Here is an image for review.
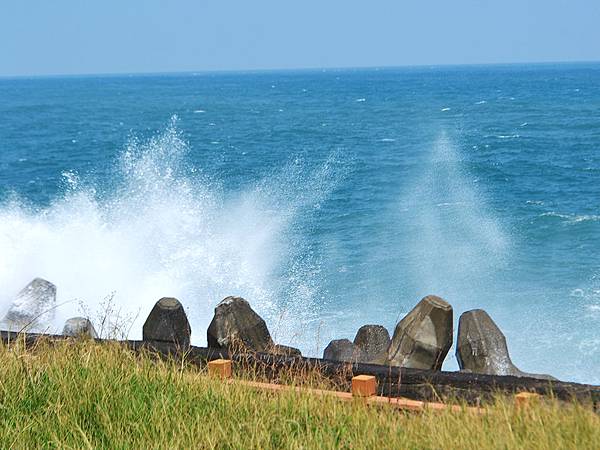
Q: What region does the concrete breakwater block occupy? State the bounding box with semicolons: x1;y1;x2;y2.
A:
0;278;57;332
323;338;365;362
353;325;390;364
456;309;556;380
62;317;98;338
270;344;302;357
387;295;453;370
143;297;191;348
207;296;273;352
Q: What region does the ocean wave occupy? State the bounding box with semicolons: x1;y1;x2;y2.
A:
0;116;345;346
435;201;466;207
540;212;600;223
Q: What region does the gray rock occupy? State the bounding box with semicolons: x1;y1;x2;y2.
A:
270;344;302;357
207;296;273;352
62;317;98;338
456;309;557;380
353;325;390;364
142;297;191;348
387;295;453;370
323;338;364;362
1;278;57;332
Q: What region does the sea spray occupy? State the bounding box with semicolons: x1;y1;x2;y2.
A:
401;133;510;296
390;135;599;381
2;67;600;384
562;277;600;384
0;117;344;345
391;133;511;368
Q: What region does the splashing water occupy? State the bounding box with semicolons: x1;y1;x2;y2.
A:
3;68;600;383
390;134;511;369
0;121;597;382
398;134;510;301
0;117;343;345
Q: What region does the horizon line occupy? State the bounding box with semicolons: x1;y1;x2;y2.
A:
1;59;600;80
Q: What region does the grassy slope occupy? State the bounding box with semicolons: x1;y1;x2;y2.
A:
0;340;598;449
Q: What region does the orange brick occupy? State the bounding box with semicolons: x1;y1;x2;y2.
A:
208;359;232;379
352;375;377;397
515;392;540;409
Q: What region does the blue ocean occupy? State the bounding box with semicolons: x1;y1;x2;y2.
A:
1;64;599;383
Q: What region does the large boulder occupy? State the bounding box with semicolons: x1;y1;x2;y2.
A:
1;278;57;332
456;309;556;380
387;295;453;370
62;317;98;338
142;297;191;348
323;338;364;362
207;296;273;352
353;325;390;364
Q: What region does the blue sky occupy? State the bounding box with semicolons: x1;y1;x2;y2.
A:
1;0;599;76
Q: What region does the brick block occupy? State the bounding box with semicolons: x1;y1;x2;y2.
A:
352;375;377;397
208;359;232;379
515;392;540;408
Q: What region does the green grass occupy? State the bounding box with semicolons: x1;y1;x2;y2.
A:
0;339;598;449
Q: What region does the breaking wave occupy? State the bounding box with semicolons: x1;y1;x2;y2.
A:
0;117;343;346
540;211;600;223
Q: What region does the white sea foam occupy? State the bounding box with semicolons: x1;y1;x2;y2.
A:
435;201;466;207
441;107;451;111
540;212;600;223
0;116;343;346
355;98;366;102
475;100;487;105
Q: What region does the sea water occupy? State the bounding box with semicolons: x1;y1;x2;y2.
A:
1;64;599;383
